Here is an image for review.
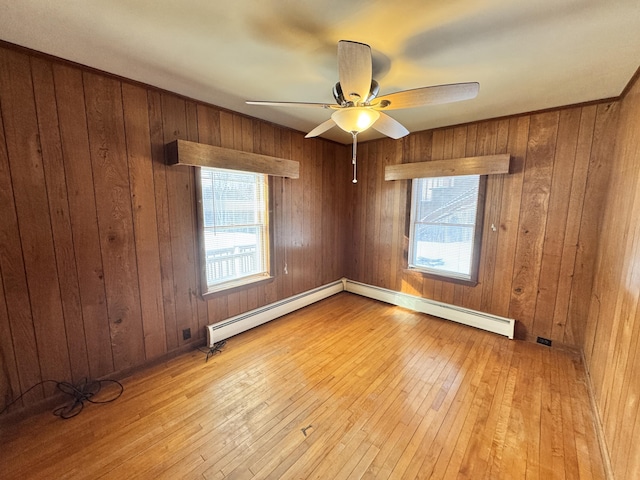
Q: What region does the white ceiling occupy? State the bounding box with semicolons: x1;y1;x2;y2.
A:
1;0;639;144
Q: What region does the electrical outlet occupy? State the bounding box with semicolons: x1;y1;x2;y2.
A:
537;336;552;347
182;328;191;340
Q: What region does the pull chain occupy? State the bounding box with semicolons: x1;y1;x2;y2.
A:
351;131;358;184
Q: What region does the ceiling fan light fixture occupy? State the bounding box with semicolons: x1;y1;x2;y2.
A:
331;107;380;134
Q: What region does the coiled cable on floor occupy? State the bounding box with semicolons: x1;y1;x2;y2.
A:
0;378;124;419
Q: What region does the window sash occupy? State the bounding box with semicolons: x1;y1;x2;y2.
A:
408;174;484;282
198;167;270;292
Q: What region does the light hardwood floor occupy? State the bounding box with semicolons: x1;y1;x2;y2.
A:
0;293;605;479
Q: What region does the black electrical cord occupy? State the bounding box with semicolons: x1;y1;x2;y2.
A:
198;339;227;362
0;378;124;419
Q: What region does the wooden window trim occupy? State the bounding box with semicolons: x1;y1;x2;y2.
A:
201;274;274;299
194;169;275;298
167;139;299;178
385;154;510;181
406;175;488;285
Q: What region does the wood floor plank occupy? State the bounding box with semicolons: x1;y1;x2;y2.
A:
0;293;606;480
456;337;515;478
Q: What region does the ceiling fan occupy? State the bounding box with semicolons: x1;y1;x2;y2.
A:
247;40;479;183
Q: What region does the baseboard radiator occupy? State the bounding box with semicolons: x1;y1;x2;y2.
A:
344;279;515;339
206;277;515;347
206;279;345;348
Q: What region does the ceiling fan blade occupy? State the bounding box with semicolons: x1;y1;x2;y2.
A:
372;82;479;110
246;100;337;109
371;112;410;139
305;118;336;138
337;40;372;105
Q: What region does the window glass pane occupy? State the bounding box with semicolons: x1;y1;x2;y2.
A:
413;224;475;275
410;175;481;280
200;167;268;289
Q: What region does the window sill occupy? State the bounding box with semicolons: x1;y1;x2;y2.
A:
403;268;478;287
201;274;274;299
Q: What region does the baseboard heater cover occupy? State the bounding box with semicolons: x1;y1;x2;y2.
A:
205;278;514;347
205;279;346;347
344;279;515;339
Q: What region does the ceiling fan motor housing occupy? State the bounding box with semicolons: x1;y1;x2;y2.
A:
333;80;380;106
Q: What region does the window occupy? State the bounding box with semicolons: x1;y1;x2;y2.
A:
408;174;485;283
198;167;270;294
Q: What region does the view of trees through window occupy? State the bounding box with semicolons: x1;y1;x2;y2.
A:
409;175;481;280
200;168;268;288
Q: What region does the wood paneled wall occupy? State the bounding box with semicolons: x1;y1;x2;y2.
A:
1;43;638;475
345;104;619;345
583;73;640;480
0;45;349;410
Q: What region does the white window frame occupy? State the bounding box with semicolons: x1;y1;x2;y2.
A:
408;174;486;284
196;167;272;296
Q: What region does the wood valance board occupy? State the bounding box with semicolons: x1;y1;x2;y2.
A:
384;154;511;180
166;139;300;179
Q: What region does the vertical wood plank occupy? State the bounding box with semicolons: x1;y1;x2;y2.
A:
0;48;71;396
147;90;179;351
318;139;330;285
30;57;89;382
290;132;305;296
388;139;404;292
0;75;41;406
372;140;386;288
532;108;582;339
52;63;113;378
121;83;167;359
311;141;322;287
479;120;508;312
277;129;293;298
508;111;559;339
84;72;145;370
573;102;619;354
490;116;530;316
552;106;597;344
377;139;394;290
161;94;198;345
301;136;314;293
364;142;379;287
350;141;368;284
